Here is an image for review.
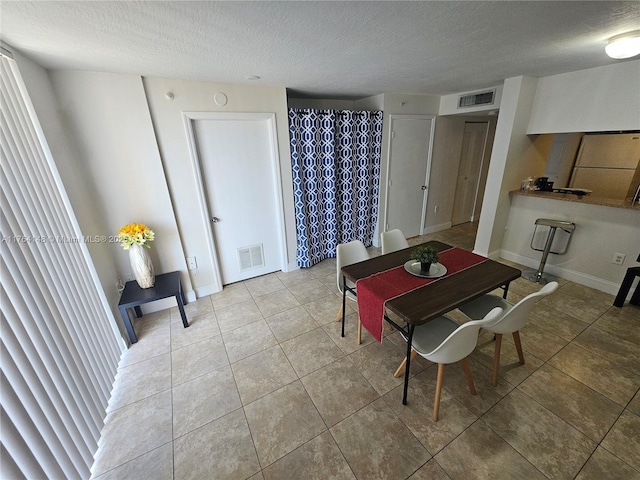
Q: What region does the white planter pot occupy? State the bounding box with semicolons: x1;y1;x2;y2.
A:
129;243;155;288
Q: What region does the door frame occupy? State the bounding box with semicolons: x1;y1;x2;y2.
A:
182;111;287;292
383;114;436;237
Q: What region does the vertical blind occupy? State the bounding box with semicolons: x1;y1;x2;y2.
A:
0;54;123;479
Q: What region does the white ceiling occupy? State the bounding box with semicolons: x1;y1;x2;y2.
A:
2;1;639;99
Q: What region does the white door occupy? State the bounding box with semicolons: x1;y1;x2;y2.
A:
451;122;489;226
385;115;435;237
192;114;283;285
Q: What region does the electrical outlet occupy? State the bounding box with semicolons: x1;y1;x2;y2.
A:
186;256;198;270
612;253;626;265
434;205;439;213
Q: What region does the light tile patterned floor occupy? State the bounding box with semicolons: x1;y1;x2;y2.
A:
92;223;640;480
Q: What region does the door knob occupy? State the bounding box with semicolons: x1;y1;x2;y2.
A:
211;217;220;223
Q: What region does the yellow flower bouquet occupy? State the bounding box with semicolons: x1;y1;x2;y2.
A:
117;223;155;250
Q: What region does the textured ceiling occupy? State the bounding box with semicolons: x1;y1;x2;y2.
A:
2;1;639;99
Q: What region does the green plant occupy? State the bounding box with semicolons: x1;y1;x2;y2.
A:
410;245;440;264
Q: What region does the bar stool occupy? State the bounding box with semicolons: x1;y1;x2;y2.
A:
522;218;575;284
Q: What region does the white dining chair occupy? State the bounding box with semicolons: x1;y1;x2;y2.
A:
458;281;559;386
394;307;504;421
381;229;409;254
336;240;369;344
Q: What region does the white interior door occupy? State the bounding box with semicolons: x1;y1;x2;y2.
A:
192;114;283;285
385;115;435;237
452;122;489;226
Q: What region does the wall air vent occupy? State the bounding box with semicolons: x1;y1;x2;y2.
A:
458;89;496;109
237;244;265;271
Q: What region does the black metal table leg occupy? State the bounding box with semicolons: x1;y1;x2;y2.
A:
175;294;189;328
341;275;347;337
614;267;640;307
402;324;415;405
119;306;138;344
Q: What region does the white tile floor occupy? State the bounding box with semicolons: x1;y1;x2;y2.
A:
92;223;640;479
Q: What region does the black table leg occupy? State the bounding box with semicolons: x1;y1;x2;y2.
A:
134;306;143;318
402;325;415;405
341;275;347;337
631;283;640;305
614;267;640;307
119;306;138;344
175;294;189;328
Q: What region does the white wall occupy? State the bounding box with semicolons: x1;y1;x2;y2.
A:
474;76;543;258
426;115;498;233
287;97;357;110
47;71;191;304
527;60;640;134
143;78;295;295
13;52;131;339
426;117;464;233
502;195;640;295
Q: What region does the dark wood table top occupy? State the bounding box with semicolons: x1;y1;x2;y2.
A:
118;271;182;308
341;241;521;327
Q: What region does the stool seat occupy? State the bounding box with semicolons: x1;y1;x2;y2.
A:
522;218;575;284
535;218;576;231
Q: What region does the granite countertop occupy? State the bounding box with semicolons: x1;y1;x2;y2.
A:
510;189;640;211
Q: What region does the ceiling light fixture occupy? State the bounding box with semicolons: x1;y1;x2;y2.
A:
246;75;261;80
605;31;640;59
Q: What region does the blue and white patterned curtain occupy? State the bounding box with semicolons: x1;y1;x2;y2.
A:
289;108;383;267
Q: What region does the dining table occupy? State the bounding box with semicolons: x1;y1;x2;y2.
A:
339;240;522;404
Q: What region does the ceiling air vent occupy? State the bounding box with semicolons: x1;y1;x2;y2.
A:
237;244;265;271
458;89;495;109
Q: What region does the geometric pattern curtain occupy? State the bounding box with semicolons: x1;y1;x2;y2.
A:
289;108;383;267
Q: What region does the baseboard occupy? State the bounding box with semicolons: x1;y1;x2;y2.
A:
500;250;624;296
473;248;504;260
422;222;452;235
193;283;221;298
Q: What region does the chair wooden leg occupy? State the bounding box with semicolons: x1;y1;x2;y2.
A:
357;319;362;345
460;358;476;395
393;349;417;378
335;304;343;322
512;331;525;365
492;334;503;386
433;363;445;421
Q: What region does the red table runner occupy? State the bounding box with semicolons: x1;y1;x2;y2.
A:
355;247;487;342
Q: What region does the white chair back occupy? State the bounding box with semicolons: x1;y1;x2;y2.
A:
381;229;409;254
336;240;369;293
487;282;559;335
425;307;504;364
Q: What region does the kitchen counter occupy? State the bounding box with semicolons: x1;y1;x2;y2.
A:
502;191;639;297
511;189;640;211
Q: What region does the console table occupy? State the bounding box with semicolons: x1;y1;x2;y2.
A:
118;271;188;343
